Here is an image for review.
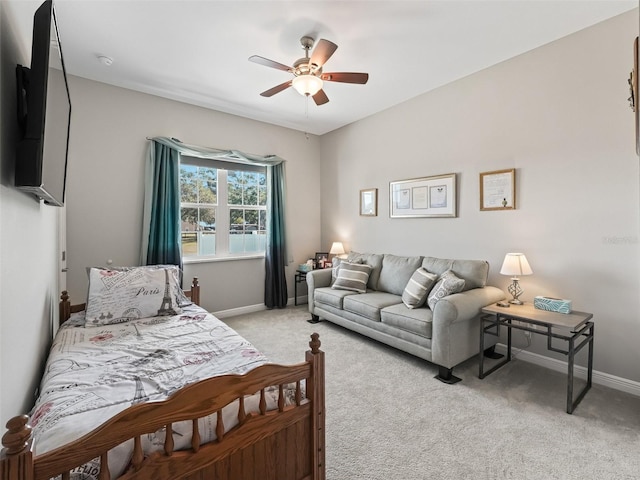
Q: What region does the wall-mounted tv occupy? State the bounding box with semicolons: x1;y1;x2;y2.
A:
15;0;71;207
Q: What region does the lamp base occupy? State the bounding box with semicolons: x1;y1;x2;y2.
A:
507;278;524;305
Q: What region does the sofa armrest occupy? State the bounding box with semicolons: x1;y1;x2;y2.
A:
431;286;506;369
433;286;505;325
307;269;332;314
307;268;332;288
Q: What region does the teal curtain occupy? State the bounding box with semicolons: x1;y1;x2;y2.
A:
142;137;289;307
265;163;288;308
141;141;182;268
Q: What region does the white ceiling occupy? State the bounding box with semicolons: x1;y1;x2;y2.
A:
7;0;638;135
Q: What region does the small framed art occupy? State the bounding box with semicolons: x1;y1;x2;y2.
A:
389;173;457;218
480;168;516;211
360;188;378;216
315;252;329;269
631;36;639;155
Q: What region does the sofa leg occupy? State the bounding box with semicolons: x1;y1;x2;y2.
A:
484;345;504;360
435;366;462;384
307;314;321;324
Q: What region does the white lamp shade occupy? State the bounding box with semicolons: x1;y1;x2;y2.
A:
329;242;346;255
500;253;533;276
292;74;323;96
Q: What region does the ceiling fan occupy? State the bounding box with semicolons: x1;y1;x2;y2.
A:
249;36;369;106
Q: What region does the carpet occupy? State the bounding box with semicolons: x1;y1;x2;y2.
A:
224;306;640;480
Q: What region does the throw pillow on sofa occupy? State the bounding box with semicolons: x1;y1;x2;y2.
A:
402;267;439;309
331;256;361;285
331;257;343;284
427;269;466;310
332;261;373;293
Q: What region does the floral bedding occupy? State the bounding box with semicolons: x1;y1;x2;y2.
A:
30;304;285;479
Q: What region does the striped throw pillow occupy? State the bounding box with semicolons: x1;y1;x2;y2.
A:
402;268;438;309
331;262;372;293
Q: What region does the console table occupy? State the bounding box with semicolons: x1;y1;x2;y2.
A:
479;303;594;414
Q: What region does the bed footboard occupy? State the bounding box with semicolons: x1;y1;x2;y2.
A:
1;334;325;480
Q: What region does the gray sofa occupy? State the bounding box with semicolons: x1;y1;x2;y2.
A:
307;252;505;383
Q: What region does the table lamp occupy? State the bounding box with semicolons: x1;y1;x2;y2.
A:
500;253;533;304
329;242;346;260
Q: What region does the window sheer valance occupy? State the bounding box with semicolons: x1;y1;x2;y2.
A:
150;136;285;167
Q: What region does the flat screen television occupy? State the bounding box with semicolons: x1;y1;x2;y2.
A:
15;0;71;207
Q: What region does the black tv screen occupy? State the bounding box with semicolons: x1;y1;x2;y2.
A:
15;0;71;207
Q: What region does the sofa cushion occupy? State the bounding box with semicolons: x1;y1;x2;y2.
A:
381;303;434;339
315;286;357;309
402;267;439;309
422;257;488;291
343;292;403;322
427;270;466;310
347;251;384;290
332;262;372;293
377;254;423;296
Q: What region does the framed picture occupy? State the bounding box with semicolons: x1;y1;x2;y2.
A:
389;173;457;218
480;168;516;211
314;252;329;269
631;36;639;155
360;188;378;216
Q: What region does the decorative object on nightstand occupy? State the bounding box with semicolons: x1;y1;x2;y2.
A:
329;242;346;261
315;252;329;269
500;253;532;305
534;296;572;314
298;263;312;273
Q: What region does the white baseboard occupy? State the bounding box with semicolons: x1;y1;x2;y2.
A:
212;296;306;319
495;343;640;397
213;303;267;319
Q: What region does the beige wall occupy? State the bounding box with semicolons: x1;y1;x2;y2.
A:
64;76;322;313
320;10;640;382
0;2;61;423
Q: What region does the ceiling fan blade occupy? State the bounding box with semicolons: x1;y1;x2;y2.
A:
312;89;329;106
321;72;369;84
260;80;292;97
310;39;338;69
249;55;292;72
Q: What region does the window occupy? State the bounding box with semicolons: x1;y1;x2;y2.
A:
180;158;267;259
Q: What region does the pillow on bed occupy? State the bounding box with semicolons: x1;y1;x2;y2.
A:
427;270;466;310
85;266;184;327
123;264;192;307
87;264;193;307
331;261;372;293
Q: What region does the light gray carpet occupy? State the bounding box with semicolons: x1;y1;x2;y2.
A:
224;306;640;480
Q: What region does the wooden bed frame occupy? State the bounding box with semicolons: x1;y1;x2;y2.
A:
1;278;325;480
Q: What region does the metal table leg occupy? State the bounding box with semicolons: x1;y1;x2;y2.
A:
566;322;594;414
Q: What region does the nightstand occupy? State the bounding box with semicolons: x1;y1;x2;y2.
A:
294;269;308;306
479;302;594;414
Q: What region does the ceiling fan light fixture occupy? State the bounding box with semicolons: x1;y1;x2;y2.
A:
292;74;323;96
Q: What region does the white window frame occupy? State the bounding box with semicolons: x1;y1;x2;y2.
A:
180;157;267;262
